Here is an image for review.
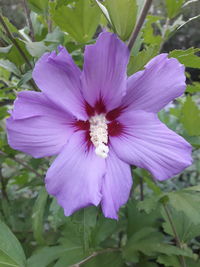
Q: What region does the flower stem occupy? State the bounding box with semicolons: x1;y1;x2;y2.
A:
163;203;187;267
127;0;153;51
22;0;35;41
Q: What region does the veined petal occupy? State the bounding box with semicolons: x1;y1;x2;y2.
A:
6;91;74;158
101;149;132;219
32;46;86;120
110;111;192;181
45;131;106;216
122;54;186;112
81;32;129;111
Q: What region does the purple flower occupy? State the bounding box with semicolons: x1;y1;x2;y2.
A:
6;32;192;219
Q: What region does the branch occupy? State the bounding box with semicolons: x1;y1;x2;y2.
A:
0;167;9;201
163;203;187;267
127;0;153;51
22;0;35;41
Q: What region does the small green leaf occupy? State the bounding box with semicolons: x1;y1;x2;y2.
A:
0;59;20;76
128;45;158;75
95;0;113;27
105;0;138;41
32;187;48;245
50;0;101;43
180;96;200;136
165;0;184;19
82;252;124;267
26;41;48;57
186;82;200;93
17;70;32;87
0;220;26;267
169;48;200;69
27;0;49;14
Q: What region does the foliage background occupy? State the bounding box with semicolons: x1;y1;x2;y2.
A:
0;0;200;266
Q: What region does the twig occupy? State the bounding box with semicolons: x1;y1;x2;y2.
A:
163;203;187;267
0;150;44;179
159;17;170;52
22;0;35;41
127;0;153;51
70;248;121;267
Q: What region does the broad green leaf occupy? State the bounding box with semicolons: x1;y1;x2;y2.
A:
53;248;86;267
26;41;48;57
169;48;200;69
128;45;158;75
32;187;48;245
180;96;200;136
105;0;137;41
168;191;200;225
27;0;49;14
157;255;181;267
50;0;101;43
165;0;184;19
162;207;200;242
82;252;124;267
0;220;26;267
0;60;20;76
27;246;82;267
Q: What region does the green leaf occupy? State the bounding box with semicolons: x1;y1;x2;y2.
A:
180;96;200;136
26;41;48;57
157;255;181;267
50;0;101;43
0;59;20;76
82;252;124;267
17;70;32;87
27;246;82;267
143;15;163;46
95;0;113;27
169;48;200;69
162;207;200;243
105;0;137;41
128;45;158;75
32;187;48;245
186;82;200;93
0;220;26;267
27;0;49;14
165;0;184;19
168;191;200;225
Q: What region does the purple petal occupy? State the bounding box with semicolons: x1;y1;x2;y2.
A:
81;32;129;111
6;92;74;158
110;110;192;181
45;131;106;216
32;46;86;120
101;149;132;219
122;54;186;112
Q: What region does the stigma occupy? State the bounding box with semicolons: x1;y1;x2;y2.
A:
89;114;109;158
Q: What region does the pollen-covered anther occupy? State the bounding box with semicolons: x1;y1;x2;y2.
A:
89;114;109;158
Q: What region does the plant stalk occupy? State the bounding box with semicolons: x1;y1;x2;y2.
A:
22;0;35;41
127;0;153;51
163;203;187;267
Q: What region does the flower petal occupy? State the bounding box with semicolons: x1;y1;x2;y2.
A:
110;111;192;181
32;46;86;120
7;91;74;158
101;149;132;219
122;54;186;112
81;32;129;111
45;131;105;216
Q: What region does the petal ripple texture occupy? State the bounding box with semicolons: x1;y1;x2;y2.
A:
6;32;192;219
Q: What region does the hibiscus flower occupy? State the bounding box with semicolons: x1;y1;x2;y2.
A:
6;32;192;219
